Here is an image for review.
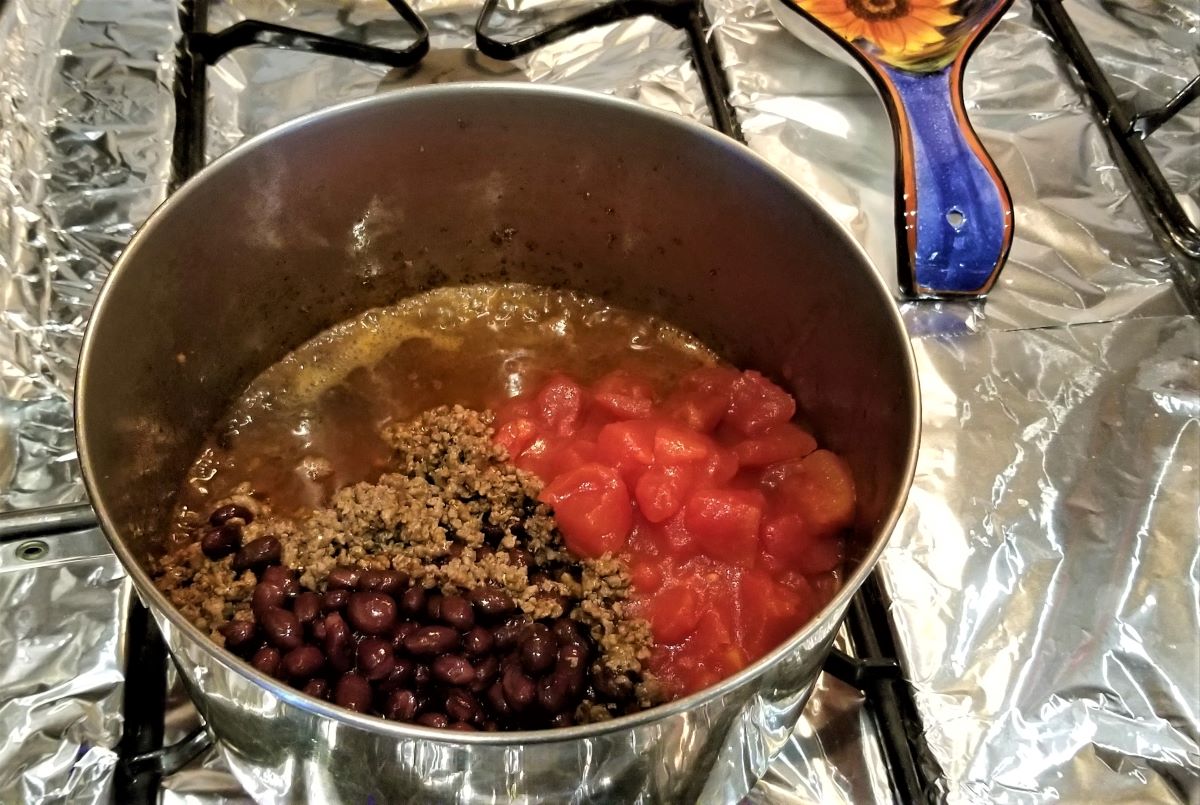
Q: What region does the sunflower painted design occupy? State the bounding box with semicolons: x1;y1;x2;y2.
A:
798;0;962;58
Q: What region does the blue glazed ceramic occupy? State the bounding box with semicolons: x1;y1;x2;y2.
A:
770;0;1015;298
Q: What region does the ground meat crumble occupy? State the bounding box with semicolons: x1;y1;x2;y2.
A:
154;405;663;721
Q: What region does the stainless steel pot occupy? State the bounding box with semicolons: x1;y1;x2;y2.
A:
76;84;919;804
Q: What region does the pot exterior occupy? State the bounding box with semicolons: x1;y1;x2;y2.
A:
159;600;838;803
77;85;919;804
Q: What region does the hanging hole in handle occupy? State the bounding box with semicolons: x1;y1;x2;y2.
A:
946;207;966;230
17;540;49;561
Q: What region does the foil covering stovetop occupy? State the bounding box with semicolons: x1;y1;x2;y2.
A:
0;0;1196;802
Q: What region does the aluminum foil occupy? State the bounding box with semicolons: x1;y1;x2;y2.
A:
885;314;1200;803
0;527;129;804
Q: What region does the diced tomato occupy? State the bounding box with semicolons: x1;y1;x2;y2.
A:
662;389;727;433
778;449;856;536
725;370;796;436
535;374;586;436
760;513;844;574
680;366;741;397
645;584;703;644
689;609;734;648
759;459;805;492
494;417;538;458
653;424;713;464
697;446;739;488
494;395;534;426
635;463;697;523
516;437;596;481
596;420;657;480
540;463;633;557
736;568;810;656
592;370;655;420
643;510;698;557
683;489;764;565
629;558;665;592
733;422;817;467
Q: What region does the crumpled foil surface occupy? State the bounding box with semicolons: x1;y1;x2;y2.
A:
1;0;1197;801
0;527;129;804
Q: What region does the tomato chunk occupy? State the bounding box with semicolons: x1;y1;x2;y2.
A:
645;584;703;644
779;449;856;536
761;513;844;574
592;370;655;420
653;424;713;464
684;489;764;564
596;420;657;480
494;417;538;458
725;370;796;436
535;374;586;436
733;422;817;467
540;463;633;557
635;463;697;523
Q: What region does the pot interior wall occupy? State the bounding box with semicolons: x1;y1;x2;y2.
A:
78;87;916;575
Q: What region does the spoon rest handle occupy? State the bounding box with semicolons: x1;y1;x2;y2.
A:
880;64;1014;297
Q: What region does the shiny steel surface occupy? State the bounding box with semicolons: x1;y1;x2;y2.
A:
75;85;920;802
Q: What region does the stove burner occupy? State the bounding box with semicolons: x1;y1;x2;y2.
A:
379;49;525;91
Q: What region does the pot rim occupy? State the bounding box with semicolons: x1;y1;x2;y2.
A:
76;81;921;746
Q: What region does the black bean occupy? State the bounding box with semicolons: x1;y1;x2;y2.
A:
360;569;406;595
425;593;444;622
232;536;281;572
347;592;397;635
326;567;361;590
210;503;254;527
482;720;500;732
380;658;414;691
537;672;570;714
448;721;476;731
310;618;328;641
501;666;535;712
413;664;432;689
261;607;303;651
482;523;505;545
260;566;299;596
486;681;512;717
220;620;257;652
445;689;481;724
470;655;498;693
440;595;475;631
552;618;586;647
322;589;350;612
357;637;395;682
416;712;449;729
384;689;419;721
492;616;527;651
323;613;354;673
302;678;329;700
432;654;475;687
251;582;286;618
550;712;575;728
403;625;459;656
200;525;241;560
390;621;418;649
558;640;588;669
399;586;426;618
448;543;465;559
462;627;494;657
520;624;558;675
282;645;324;679
251;646;280;677
555;662;587;699
293;592;321;625
506;547;532;568
334;673;372;713
468;587;515;619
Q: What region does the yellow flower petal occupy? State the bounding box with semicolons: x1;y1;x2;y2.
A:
907;7;962;26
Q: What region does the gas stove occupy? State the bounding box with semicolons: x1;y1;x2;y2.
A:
0;0;1196;802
